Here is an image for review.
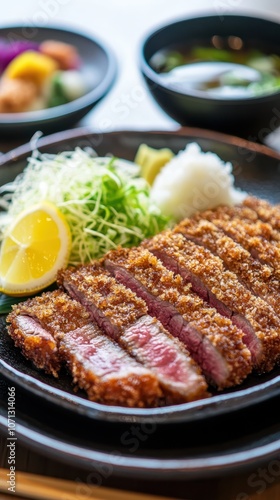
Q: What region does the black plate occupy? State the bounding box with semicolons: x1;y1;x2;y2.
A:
0;25;117;138
2;373;280;479
0;128;280;426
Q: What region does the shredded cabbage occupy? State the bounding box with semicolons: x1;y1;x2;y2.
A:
0;147;170;266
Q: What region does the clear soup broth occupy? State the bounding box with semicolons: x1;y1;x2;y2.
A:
150;36;280;98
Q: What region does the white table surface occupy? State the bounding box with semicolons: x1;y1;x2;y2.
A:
2;3;280;500
2;0;280;138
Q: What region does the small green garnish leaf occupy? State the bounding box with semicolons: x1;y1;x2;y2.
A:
0;293;26;314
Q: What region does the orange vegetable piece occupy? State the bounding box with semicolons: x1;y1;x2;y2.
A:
39;40;80;70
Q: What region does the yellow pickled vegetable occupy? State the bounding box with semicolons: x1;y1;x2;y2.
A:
134;143;174;185
5;51;58;86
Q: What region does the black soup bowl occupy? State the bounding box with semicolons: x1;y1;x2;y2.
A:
140;14;280;141
0;25;117;138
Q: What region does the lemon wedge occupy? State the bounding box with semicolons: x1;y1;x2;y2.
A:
0;201;71;296
134;143;174;185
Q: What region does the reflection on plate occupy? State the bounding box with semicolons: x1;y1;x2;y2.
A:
0;127;280;425
1;374;280;479
0;379;280;480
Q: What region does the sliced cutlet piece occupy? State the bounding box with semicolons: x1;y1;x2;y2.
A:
243;196;280;231
199;212;280;279
145;230;280;374
176;218;280;315
6;289;70;377
104;247;252;390
195;204;280;244
58;264;209;404
7;290;162;407
60;327;162;408
196;202;280;241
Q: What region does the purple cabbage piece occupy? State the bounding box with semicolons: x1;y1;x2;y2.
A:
0;39;39;73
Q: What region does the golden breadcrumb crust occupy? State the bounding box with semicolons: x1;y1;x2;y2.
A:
106;246;252;389
199;211;280;279
59;263;209;402
243;196;280;231
7;290;163;407
176;218;280;315
146;230;280;374
58;264;147;331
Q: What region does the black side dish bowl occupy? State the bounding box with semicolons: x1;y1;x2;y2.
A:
139;13;280;140
0;25;117;138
